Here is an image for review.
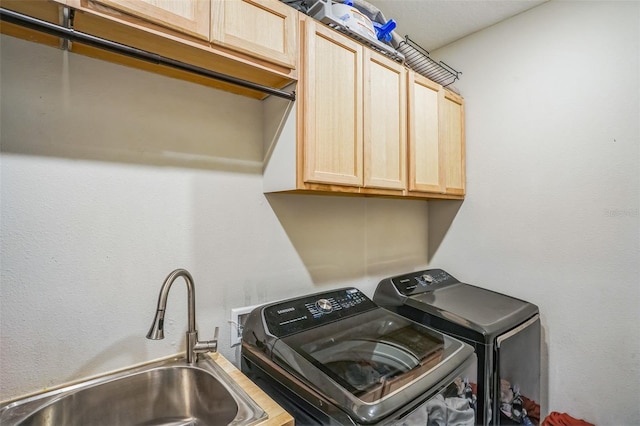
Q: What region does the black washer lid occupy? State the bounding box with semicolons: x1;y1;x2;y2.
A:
373;269;539;342
406;282;538;340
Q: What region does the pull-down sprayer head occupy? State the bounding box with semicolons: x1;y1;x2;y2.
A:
146;309;166;340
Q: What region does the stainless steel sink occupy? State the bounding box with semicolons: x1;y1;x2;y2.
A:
0;355;267;426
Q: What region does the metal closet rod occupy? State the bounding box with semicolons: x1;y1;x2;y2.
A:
0;7;296;101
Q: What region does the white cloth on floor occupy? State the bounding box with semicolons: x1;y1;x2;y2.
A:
400;394;475;426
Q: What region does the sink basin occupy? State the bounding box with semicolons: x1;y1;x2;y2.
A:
0;355;267;426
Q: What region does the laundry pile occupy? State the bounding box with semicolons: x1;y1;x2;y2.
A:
500;379;540;425
400;377;476;426
501;379;596;426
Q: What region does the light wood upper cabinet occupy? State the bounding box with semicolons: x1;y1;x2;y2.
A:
300;19;407;192
407;71;444;193
363;49;407;191
88;0;298;70
211;0;297;69
407;72;466;197
264;17;464;199
441;90;466;195
93;0;211;40
302;19;363;187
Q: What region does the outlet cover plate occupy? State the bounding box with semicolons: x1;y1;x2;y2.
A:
230;304;261;347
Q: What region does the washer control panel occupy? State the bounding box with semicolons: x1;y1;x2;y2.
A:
263;288;376;337
391;269;458;296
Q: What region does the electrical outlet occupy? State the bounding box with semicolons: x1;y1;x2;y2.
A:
229;304;261;347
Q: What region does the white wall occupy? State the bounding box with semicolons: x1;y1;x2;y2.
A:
0;35;430;401
2;2;638;422
430;1;639;424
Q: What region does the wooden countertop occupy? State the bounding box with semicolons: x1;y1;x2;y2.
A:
208;353;294;426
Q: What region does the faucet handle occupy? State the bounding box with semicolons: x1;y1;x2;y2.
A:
208;326;219;349
193;326;219;358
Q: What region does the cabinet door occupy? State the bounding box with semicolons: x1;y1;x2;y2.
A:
363;50;407;190
93;0;210;40
407;71;444;193
211;0;297;69
302;20;363;187
441;90;466;195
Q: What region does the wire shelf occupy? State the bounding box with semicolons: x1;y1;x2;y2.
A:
325;23;405;63
397;36;461;87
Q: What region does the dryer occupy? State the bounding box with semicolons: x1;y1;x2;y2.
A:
374;269;540;426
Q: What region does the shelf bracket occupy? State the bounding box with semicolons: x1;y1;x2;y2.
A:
59;6;73;51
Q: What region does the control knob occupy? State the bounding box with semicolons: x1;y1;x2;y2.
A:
422;274;434;283
316;299;333;313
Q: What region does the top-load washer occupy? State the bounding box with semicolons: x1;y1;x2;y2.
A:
374;269;540;426
241;287;478;425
